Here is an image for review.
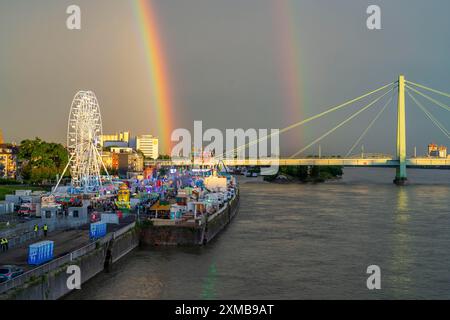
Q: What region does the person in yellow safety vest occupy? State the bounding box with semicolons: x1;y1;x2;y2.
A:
34;224;38;233
43;224;48;237
0;238;5;252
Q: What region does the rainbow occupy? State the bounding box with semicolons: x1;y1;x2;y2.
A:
133;0;174;154
272;0;304;141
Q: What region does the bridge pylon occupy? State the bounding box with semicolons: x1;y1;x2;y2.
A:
394;75;407;185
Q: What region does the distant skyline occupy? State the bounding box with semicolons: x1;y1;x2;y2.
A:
2;0;450;156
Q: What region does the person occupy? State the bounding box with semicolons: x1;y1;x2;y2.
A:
43;224;48;237
0;238;5;252
34;224;38;235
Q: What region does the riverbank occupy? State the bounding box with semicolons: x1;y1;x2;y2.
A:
263;165;343;184
264;174;343;184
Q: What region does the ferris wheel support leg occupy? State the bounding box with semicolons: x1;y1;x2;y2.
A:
91;143;103;190
94;146;111;181
53;153;75;194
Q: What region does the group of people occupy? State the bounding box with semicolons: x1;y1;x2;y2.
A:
0;224;49;254
88;199;117;213
34;224;48;237
0;238;9;252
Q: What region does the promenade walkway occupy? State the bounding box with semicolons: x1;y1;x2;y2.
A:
0;229;90;271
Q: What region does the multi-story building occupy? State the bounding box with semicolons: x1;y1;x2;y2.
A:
428;143;438;156
110;147;133;154
118;151;144;177
99;131;130;148
101;151;119;171
136;135;159;159
428;143;448;158
101;148;143;178
0;144;18;179
103;140;128;148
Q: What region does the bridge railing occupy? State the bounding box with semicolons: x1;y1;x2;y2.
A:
113;222;136;239
0;253;72;295
145;157;450;168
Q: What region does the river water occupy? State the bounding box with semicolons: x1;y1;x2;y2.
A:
67;168;450;300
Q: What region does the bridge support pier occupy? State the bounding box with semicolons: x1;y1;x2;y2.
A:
394;75;408;185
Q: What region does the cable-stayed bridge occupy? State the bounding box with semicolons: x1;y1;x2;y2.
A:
150;75;450;185
151;157;450;168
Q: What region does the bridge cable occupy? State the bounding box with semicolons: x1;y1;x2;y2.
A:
406;89;450;139
215;81;395;160
289;86;395;158
406;89;450;138
345;95;394;157
405;85;450;113
406;80;450;100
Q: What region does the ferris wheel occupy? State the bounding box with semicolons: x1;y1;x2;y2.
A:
55;91;109;193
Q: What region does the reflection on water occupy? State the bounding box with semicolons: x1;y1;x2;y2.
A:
201;263;217;300
391;188;413;297
67;168;450;300
396;188;409;217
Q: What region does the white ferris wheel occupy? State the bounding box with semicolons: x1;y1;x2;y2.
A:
55;91;109;193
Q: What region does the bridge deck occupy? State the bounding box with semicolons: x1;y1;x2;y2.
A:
149;158;450;167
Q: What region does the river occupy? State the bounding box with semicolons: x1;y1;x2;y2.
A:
66;168;450;300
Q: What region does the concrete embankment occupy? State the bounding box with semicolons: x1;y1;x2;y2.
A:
140;191;240;246
0;223;139;300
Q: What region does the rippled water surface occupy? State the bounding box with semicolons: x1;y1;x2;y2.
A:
67;168;450;299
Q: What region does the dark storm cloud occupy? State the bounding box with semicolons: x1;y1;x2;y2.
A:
1;0;450;156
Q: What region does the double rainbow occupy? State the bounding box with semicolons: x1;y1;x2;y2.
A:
133;0;305;152
133;0;174;154
272;0;304;136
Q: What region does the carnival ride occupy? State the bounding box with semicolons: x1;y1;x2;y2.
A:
115;183;131;211
54;91;111;194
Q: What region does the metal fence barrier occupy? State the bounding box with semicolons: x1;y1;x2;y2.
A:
0;218;88;252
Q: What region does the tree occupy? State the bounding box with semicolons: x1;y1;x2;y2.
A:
264;165;342;183
18;138;69;184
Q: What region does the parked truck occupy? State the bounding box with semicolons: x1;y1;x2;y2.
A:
18;203;38;217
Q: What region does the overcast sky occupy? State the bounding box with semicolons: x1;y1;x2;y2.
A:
1;0;450;156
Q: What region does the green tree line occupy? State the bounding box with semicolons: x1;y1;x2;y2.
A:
264;165;343;183
18;138;69;184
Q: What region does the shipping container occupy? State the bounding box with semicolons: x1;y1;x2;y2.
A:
100;213;119;224
28;241;54;265
0;201;14;214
